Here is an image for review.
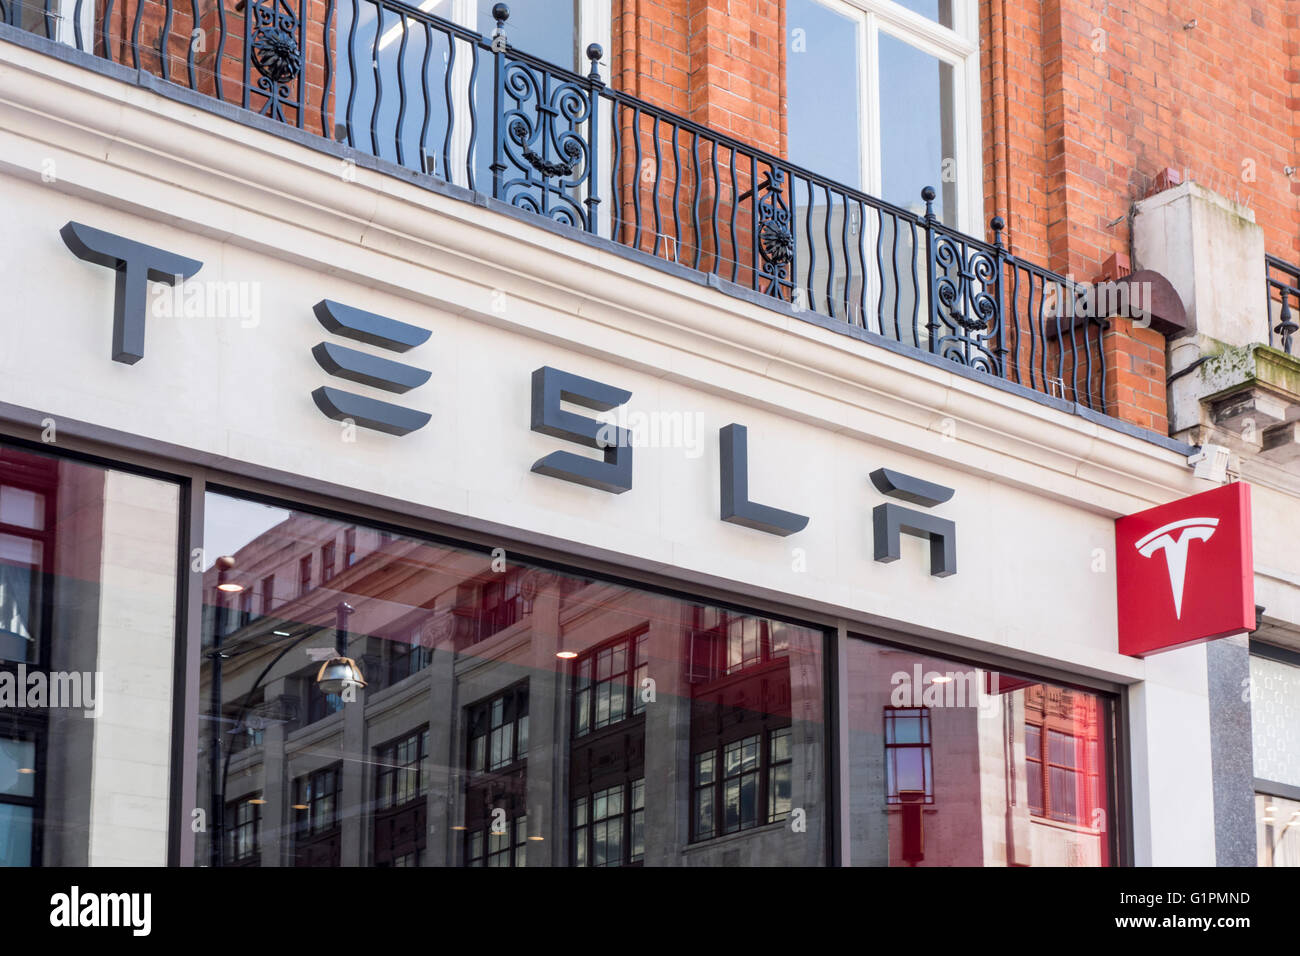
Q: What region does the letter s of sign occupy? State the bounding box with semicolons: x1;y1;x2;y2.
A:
529;367;633;494
60;222;203;365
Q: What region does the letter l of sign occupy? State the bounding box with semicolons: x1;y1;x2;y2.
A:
719;423;809;536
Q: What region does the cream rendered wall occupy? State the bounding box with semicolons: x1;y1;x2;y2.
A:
0;40;1230;864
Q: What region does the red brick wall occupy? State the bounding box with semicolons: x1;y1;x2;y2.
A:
95;0;333;138
982;0;1300;430
612;0;785;156
985;0;1300;276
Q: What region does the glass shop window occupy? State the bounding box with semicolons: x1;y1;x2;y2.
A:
194;489;827;866
0;441;181;867
1251;644;1300;867
846;636;1118;866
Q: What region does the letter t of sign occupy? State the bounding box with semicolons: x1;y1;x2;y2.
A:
60;222;203;364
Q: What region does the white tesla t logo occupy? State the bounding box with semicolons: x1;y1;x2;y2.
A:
1135;518;1219;619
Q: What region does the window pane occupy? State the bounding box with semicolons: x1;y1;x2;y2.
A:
477;0;574;68
0;804;33;866
0;737;35;798
878;32;957;224
893;0;953;28
786;0;862;188
1251;655;1300;789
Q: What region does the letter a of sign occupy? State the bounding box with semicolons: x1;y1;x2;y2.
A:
1114;482;1254;657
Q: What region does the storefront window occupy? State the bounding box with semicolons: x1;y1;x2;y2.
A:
845;637;1117;866
0;441;181;866
195;490;827;866
1250;645;1300;866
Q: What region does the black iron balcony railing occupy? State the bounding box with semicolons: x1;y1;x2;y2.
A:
3;0;1111;412
1265;255;1299;355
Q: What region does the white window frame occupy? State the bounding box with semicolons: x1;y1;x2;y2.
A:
796;0;983;235
9;0;92;49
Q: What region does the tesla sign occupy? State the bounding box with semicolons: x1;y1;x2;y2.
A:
1115;482;1255;657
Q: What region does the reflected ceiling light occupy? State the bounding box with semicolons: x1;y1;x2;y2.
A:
17;768;34;774
292;804;309;811
215;555;242;591
248;798;267;805
556;650;578;660
316;656;367;696
273;630;292;637
450;826;467;831
931;674;954;683
527;836;545;841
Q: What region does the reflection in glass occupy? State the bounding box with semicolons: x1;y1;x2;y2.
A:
1250;653;1300;790
786;0;861;189
0;442;180;867
197;491;826;866
892;0;953;28
1257;792;1300;867
847;638;1115;866
879;32;957;224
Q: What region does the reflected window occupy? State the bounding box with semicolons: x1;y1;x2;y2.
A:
298;555;313;597
884;707;933;804
374;729;428;867
469;685;529;773
0;729;37;867
225;794;262;866
260;574;275;616
573;779;643;867
293;764;342;867
321;541;336;582
689;610;796;842
381;624;435;688
573;630;647;736
463;684;529;866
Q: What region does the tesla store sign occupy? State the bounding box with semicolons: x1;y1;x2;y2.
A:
1115;482;1255;657
58;221;963;576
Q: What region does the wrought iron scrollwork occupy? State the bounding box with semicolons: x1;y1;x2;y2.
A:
497;58;593;229
755;169;795;300
244;0;306;124
929;228;1003;374
1275;295;1297;354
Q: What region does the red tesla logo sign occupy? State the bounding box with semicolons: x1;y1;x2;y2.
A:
1115;482;1254;657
